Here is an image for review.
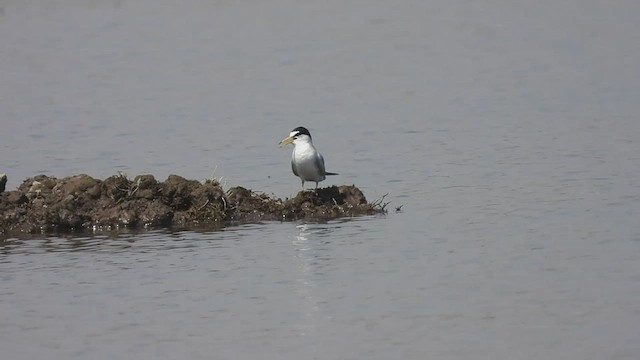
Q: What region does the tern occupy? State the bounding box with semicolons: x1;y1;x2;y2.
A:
279;126;338;189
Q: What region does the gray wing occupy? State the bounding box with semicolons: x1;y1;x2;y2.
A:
315;152;327;176
291;159;299;176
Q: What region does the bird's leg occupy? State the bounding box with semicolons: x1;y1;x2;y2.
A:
315;181;318;189
301;179;305;191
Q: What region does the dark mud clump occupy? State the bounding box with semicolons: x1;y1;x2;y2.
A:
0;174;385;236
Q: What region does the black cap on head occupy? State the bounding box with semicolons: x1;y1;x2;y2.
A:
292;126;311;138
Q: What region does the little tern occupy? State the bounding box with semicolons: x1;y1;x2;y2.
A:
279;126;338;189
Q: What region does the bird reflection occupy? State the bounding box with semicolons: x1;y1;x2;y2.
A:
290;222;336;341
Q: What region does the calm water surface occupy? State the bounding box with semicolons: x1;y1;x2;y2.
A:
1;1;640;359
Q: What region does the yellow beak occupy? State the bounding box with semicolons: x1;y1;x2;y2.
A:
279;135;295;147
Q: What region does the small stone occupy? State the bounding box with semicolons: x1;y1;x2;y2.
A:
28;180;44;194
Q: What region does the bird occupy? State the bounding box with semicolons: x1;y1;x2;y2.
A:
279;126;338;189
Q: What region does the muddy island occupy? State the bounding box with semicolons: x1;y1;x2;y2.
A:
0;173;386;236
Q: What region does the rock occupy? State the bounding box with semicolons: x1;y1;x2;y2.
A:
59;174;101;199
102;174;133;203
27;181;44;197
0;173;385;236
138;200;173;227
134;174;157;190
161;174;202;210
132;175;158;199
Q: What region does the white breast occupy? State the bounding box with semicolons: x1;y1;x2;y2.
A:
292;141;325;182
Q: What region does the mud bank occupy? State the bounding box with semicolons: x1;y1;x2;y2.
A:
0;174;385;236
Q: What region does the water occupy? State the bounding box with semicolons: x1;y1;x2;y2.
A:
1;0;640;359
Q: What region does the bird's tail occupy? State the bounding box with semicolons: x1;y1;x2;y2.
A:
325;172;339;176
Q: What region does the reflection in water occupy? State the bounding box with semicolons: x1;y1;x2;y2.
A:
291;224;320;339
289;222;338;350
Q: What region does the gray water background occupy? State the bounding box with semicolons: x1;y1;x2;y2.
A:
1;1;640;359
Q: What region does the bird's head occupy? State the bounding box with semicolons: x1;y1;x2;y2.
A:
279;126;312;147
